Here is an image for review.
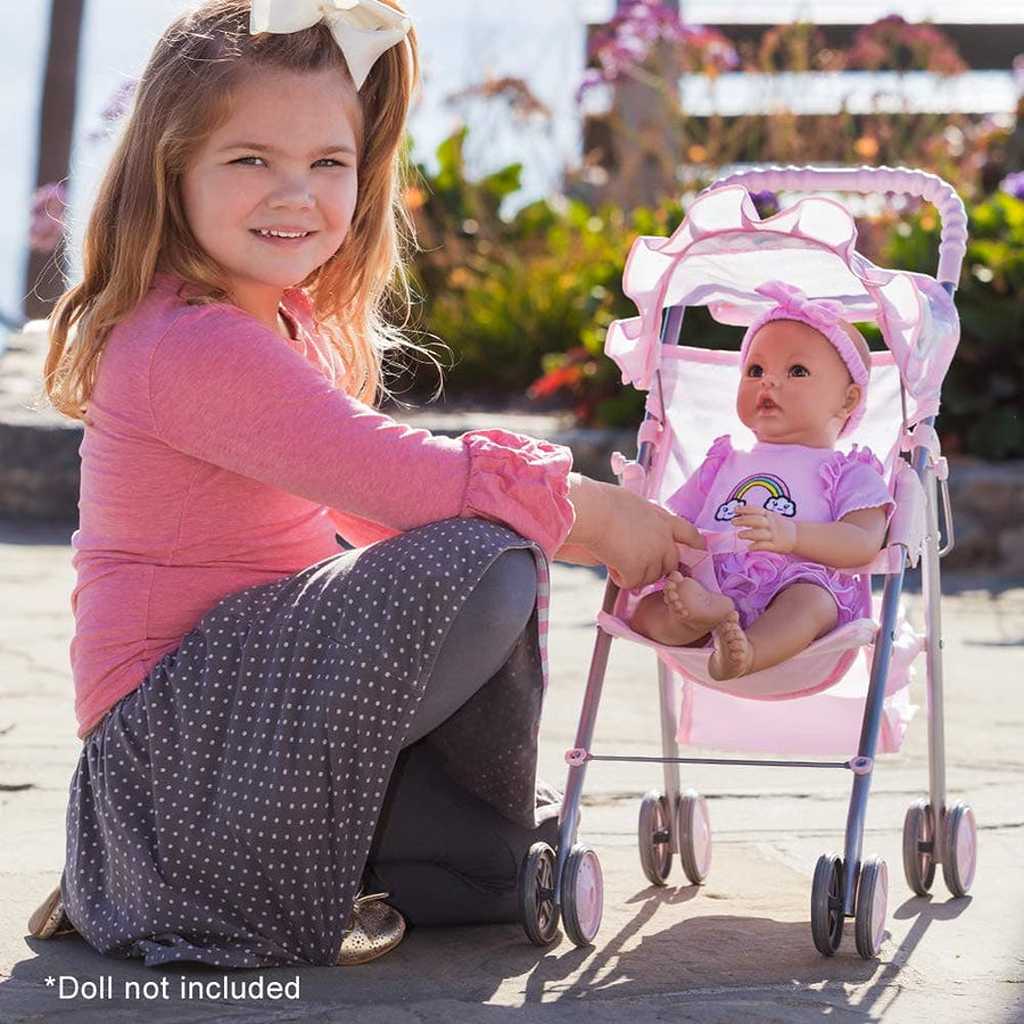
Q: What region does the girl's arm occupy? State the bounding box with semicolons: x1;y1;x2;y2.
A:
731;506;888;569
148;307;700;584
148;308;573;557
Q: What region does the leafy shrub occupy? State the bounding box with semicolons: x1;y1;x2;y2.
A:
885;192;1024;459
404;132;1022;458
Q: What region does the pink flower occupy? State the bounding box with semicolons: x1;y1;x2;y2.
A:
29;182;68;255
87;79;138;142
579;0;738;100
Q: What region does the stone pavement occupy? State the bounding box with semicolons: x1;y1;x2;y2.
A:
1;521;1022;1023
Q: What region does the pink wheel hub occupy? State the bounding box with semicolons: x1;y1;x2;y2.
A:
955;807;977;891
692;800;712;878
574;850;604;939
870;860;889;952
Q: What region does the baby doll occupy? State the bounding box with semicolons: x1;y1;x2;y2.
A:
629;281;893;681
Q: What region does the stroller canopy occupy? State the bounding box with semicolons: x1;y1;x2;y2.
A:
605;185;960;425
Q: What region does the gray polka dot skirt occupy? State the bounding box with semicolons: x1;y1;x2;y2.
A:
62;519;553;968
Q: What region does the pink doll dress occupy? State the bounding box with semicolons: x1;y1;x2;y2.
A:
662;435;894;631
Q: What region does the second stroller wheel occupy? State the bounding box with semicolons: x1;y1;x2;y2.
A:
854;856;889;960
638;790;673;886
810;852;844;956
942;801;977;898
676;789;711;885
902;799;936;895
561;845;604;947
519;842;560;946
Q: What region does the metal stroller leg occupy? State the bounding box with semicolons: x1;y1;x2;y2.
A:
657;659;682;852
554;580;620;905
920;468;948;865
906;434;976;902
841;560;906;916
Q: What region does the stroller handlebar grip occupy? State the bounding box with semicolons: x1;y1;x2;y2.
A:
706;164;967;288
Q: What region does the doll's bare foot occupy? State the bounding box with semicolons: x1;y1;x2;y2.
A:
708;612;755;680
662;572;735;636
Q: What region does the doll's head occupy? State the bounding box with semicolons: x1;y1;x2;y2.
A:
736;283;870;448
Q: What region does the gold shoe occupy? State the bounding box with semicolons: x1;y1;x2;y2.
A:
336;892;405;965
27;883;77;940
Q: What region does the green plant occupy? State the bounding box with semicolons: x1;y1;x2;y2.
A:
885;192;1024;459
402;131;1022;459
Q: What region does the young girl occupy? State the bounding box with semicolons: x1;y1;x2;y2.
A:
629;282;893;681
30;0;700;968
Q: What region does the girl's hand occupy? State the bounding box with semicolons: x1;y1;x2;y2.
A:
563;474;704;589
552;540;601;567
731;507;797;554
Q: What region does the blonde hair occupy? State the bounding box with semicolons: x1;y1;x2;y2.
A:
44;0;434;420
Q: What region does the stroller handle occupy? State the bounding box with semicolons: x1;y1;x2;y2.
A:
707;164;968;288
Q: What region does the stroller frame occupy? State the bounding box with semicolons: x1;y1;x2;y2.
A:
523;166;977;960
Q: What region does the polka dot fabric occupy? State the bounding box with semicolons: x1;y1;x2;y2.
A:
62;519;550;968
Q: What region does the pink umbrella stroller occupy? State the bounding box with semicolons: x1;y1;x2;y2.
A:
519;165;978;960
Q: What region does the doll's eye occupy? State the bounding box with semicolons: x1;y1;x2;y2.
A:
746;364;764;378
789;364;810;377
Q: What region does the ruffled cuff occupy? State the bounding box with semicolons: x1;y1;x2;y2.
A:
460;428;576;561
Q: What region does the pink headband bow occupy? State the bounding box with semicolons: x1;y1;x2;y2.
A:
739;281;869;437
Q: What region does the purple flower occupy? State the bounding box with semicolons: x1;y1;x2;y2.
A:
750;189;780;217
87;79;138;142
1000;171;1024;200
579;1;738;100
1014;54;1024;92
29;182;68;254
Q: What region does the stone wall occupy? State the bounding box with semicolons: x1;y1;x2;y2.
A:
2;323;1021;574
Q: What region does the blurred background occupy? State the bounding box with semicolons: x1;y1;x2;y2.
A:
3;0;1023;459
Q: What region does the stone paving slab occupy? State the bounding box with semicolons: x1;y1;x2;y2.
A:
1;523;1022;1023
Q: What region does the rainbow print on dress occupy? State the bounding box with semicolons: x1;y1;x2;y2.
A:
714;472;797;521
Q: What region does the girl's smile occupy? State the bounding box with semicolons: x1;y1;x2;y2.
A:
250;227;318;246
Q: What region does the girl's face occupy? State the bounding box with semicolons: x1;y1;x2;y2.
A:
737;319;861;447
181;67;361;327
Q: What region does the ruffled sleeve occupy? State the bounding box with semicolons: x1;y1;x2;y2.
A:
820;445;895;525
663;434;733;522
460;428;576;561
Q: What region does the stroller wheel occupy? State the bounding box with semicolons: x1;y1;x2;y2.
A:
561;845;604;947
854;856;889;960
519;842;560;946
810;852;844;956
638;790;673;886
676;790;711;885
902;799;936;895
941;802;977;898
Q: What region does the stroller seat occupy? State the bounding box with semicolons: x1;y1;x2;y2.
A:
597;344;929;752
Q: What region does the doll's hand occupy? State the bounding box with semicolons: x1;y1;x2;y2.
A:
731;507;797;554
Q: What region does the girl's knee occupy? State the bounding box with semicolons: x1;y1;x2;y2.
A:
473;549;538;630
437;548;538;660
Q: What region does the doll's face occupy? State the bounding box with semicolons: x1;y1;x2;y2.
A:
737;319;862;447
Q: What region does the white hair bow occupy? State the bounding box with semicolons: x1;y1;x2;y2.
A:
250;0;411;90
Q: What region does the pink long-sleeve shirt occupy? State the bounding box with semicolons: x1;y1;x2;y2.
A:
70;272;575;739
